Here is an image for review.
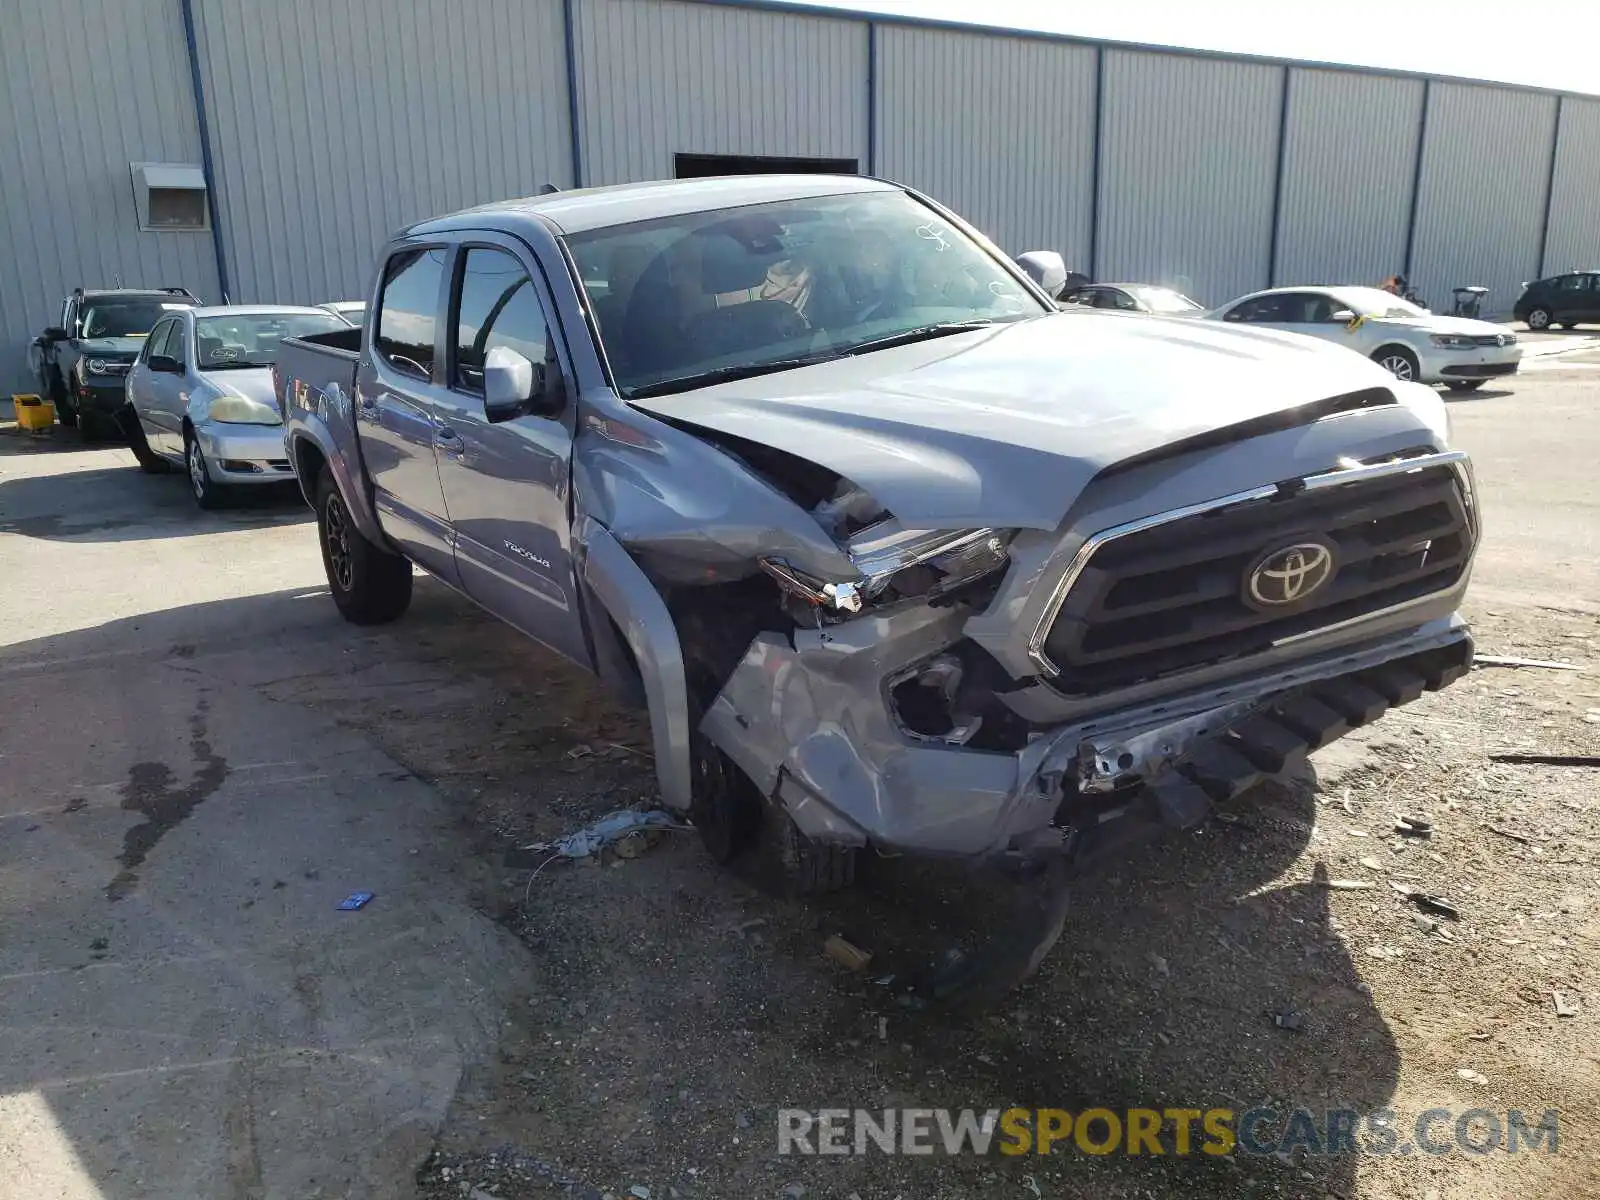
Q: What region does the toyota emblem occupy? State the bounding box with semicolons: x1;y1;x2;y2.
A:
1245;540;1337;608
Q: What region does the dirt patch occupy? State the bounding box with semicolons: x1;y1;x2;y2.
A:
288;583;1598;1200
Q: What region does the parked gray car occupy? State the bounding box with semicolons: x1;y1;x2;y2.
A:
279;175;1477;1006
124;305;347;507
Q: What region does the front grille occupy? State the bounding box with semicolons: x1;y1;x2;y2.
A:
1469;333;1515;347
1040;461;1473;694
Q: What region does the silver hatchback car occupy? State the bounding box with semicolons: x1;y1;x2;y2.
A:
124;305;347;507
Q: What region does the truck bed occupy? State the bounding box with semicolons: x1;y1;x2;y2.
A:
276;326;360;410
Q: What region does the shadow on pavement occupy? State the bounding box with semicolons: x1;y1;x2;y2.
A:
0;574;1401;1199
0;429;308;541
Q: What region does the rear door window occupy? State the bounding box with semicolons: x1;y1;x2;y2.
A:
1558;274;1590;292
1225;295;1287;323
376;248;448;381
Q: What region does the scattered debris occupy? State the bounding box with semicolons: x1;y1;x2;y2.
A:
1409;893;1461;920
1358;856;1383;871
781;1183;806;1200
1489;753;1600;767
1482;823;1532;845
1553;992;1581;1018
1023;1177;1043;1200
1273;1010;1305;1032
337;891;374;911
877;1016;888;1041
1347;828;1370;838
521;809;688;862
1149;953;1170;977
1389;881;1415;897
1326;878;1376;891
629;1186;651;1200
1456;1068;1489;1086
1394;815;1432;838
1366;945;1404;959
1468;1032;1494;1041
470;1189;503;1200
1474;654;1583;671
823;935;873;972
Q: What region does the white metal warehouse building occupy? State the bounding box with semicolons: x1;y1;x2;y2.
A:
3;0;1599;394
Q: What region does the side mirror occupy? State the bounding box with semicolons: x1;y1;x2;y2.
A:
1015;250;1068;299
149;353;182;374
41;325;69;342
1329;309;1358;324
483;346;565;422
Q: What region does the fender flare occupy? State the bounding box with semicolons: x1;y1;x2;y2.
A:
574;517;693;812
286;418;386;547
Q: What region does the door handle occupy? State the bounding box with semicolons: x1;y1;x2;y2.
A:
433;424;459;448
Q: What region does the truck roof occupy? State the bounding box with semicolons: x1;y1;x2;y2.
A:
406;174;899;237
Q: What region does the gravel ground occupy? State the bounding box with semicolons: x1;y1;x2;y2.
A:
371;363;1598;1200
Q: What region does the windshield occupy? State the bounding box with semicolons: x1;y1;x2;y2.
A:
1342;288;1429;319
194;313;347;369
565;190;1047;397
79;301;189;338
1130;286;1201;314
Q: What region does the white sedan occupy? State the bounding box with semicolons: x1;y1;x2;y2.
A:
123;305;348;508
1208;285;1521;392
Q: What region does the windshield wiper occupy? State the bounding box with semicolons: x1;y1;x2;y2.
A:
626;355;834;399
837;319;1006;358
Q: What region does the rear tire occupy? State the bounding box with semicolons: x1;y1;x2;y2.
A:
315;467;413;624
1373;345;1421;382
118;408;170;473
1445;380;1486;393
1525;306;1553;331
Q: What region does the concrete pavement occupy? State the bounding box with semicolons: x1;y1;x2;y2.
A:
0;440;533;1199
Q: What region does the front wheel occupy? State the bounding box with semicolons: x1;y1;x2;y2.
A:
1373;345;1421;382
185;431;229;509
1525;306;1553;331
1446;380;1486;393
315;467;413;624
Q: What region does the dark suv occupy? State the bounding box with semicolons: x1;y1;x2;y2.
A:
1513;270;1600;331
32;287;201;438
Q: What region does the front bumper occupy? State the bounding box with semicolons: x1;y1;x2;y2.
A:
702;596;1474;860
74;381;130;416
194;422;295;485
1418;345;1521;383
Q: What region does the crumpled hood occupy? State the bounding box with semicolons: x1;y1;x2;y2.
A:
632;312;1420;530
76;337;147;358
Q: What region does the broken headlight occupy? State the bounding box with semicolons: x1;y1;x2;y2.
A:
847;523;1015;601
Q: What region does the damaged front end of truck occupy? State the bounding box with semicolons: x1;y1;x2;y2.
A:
571;316;1479;1007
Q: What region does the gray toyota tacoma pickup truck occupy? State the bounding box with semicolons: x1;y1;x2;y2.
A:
278;175;1476;1004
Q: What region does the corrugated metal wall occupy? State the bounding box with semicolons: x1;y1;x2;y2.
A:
571;0;868;186
1097;51;1282;306
875;26;1095;261
1544;97;1600;275
1276;69;1425;288
1409;83;1559;311
190;0;572;305
0;0;219;395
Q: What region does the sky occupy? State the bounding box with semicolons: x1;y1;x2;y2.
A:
766;0;1600;95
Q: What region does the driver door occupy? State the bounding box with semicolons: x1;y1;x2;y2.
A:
430;237;590;668
142;317;189;455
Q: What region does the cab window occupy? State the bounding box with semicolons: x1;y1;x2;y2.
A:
376;248;448;381
450;247;554;393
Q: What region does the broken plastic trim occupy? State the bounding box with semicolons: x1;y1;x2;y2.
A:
758;557;863;613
